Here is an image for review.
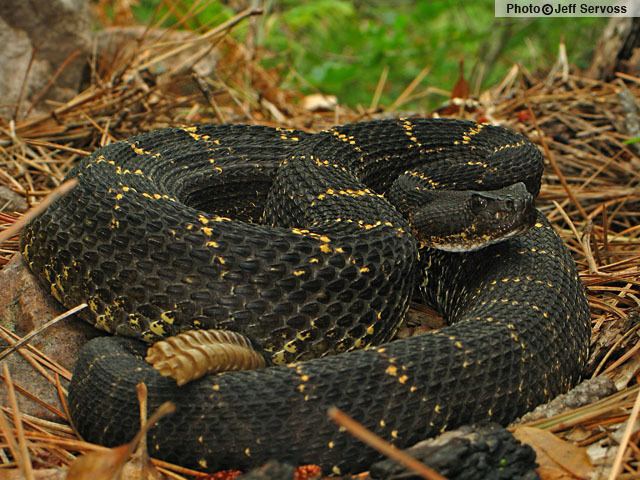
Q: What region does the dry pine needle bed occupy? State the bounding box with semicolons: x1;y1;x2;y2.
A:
0;14;639;480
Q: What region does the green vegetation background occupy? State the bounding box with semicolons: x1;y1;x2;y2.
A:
131;0;606;108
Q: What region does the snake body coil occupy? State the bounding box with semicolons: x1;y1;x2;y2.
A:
21;119;590;473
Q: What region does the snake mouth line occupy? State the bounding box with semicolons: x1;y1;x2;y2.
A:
423;219;535;252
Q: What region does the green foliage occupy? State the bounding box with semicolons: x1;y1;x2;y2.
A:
131;0;234;30
130;0;606;109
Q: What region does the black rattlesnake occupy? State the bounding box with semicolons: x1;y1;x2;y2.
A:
21;119;590;473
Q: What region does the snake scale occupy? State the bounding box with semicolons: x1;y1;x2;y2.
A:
21;119;590;474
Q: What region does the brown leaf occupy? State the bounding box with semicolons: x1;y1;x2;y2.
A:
120;452;165;480
451;59;469;100
66;444;165;480
0;469;65;480
512;426;592;480
66;445;131;480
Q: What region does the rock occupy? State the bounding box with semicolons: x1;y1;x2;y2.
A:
0;254;99;419
0;0;91;119
0;186;28;213
370;423;538;480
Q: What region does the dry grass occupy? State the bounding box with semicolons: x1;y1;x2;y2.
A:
0;9;639;480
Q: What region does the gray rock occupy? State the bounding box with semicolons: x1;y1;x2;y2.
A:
0;186;27;212
0;254;99;419
0;0;91;119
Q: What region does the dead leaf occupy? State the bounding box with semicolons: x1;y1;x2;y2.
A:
67;384;173;479
120;454;164;480
302;94;337;112
512;426;592;480
450;59;469;100
0;469;65;480
66;437;165;480
435;60;474;117
66;445;131;479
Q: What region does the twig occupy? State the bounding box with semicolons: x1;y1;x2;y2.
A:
135;7;263;73
607;386;640;480
0;394;21;469
0;325;72;380
328;407;446;480
0;304;87;362
3;365;35;480
0;375;65;419
528;106;589;220
14;46;37;122
0;178;77;245
552;200;596;271
26;50;83;117
0;327;69;389
387;65;431;111
124;385;175;461
592;323;640;378
370;65;389;111
56;373;73;426
604;339;640;375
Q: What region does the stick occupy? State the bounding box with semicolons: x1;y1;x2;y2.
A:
0;179;77;245
328;407;446;480
607;386;640;480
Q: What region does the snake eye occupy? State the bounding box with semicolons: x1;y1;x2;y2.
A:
505;199;515;210
470;195;488;214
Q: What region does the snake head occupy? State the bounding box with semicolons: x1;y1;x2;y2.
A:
390;180;536;252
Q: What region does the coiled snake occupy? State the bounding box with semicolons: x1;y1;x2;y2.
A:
21;119;590;474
